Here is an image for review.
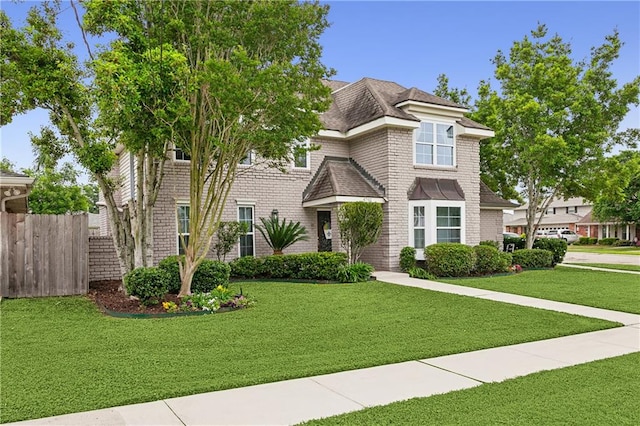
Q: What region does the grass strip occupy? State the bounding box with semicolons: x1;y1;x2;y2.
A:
0;281;616;423
568;246;640;255
440;268;640;314
301;352;640;425
563;262;640;272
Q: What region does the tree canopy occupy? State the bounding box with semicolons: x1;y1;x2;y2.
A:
438;25;639;248
592;150;640;226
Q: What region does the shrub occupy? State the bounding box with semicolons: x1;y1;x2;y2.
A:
213;221;249;261
479;240;499;249
338;202;383;264
473;245;511;275
424;243;476;277
191;259;231;293
229;256;263;279
255;216;308;255
261;252;348;281
159;256;231;293
512;249;554;269
613;239;633;247
124;267;170;305
533;238;567;265
577;237;591;245
158;255;183;294
590;238;599;245
408;267;437;280
399;247;416;272
599;238;618;246
503;236;526;251
336;262;374;283
288;252;348;281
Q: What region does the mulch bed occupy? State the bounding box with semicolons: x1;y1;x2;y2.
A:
88;280;181;315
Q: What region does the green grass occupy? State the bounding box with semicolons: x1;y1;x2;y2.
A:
568;245;640;255
440;268;640;314
301;352;640;425
564;263;640;272
0;281;617;423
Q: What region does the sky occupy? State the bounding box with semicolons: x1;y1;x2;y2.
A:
1;0;639;175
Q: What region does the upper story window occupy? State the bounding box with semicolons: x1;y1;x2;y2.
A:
174;148;191;162
239;151;255;166
292;139;310;169
414;121;455;166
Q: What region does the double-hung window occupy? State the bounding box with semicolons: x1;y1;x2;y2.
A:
414;121;455;166
238;206;255;257
436;206;461;243
408;201;465;258
176;204;190;254
292;139;310;169
413;206;426;249
239;151;254;166
174;148;191;161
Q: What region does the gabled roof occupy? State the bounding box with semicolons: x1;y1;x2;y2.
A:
0;170;31;179
303;157;385;203
320;77;477;133
480;181;519;209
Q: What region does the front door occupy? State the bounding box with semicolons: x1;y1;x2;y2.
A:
317;210;332;252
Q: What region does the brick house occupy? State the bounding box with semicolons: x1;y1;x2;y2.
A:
505;197;639;242
100;77;514;270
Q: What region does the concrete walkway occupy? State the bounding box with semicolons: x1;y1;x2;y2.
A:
8;272;640;426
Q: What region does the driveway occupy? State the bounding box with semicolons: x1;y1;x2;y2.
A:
563;251;640;266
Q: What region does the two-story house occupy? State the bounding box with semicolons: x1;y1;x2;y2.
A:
100;77;515;270
505;197;639;242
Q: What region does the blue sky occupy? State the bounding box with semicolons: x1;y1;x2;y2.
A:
1;0;639;173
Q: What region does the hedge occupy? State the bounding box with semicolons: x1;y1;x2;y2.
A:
474;245;512;275
158;255;230;293
533;238;567;265
229;252;348;281
124;267;170;305
512;249;554;269
424;243;476;277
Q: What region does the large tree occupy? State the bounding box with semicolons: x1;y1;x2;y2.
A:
476;25;639;248
1;1;185;276
592;151;640;226
85;0;333;295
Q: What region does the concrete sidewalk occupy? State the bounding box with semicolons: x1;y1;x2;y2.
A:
8;272;640;426
563;251;640;266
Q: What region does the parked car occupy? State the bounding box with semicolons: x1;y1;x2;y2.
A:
556;230;579;244
503;232;521;239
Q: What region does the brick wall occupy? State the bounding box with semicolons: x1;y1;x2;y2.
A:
480;209;504;244
89;236;121;282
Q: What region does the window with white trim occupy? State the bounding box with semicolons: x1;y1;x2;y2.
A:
436;206;461;243
175;148;191;161
238;206;255;257
239;151;254;166
413;206;425;249
408;200;465;259
414;121;455;166
292;139;310;169
176;204;190;255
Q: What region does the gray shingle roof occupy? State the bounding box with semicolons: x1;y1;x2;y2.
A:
0;170;30;178
320;77;483;133
303;157;385;202
480;181;519;208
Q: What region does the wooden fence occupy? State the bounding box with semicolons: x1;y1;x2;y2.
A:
0;213;88;298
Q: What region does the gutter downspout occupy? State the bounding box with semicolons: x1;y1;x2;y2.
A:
1;188;32;212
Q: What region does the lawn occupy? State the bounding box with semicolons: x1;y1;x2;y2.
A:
439;268;640;314
301;352;640;425
0;281;616;423
568;245;640;255
564;263;640;272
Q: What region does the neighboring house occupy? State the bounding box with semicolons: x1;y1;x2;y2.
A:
0;170;34;213
99;77;514;270
505;197;639;241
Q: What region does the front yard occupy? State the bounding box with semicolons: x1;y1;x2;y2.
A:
439;268;640;314
0;280;616;423
301;352;640;425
